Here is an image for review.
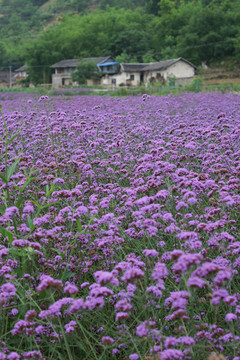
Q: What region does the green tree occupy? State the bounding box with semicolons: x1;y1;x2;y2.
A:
145;0;160;15
71;61;102;84
174;3;237;63
115;51;138;63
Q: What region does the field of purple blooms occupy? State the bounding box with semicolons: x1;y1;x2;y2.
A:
0;92;239;360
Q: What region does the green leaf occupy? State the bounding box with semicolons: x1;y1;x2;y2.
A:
15;267;25;277
18;177;38;193
6;160;20;181
9;248;24;257
16;196;24;208
7;132;20;145
0;205;6;214
23;168;29;177
58;272;76;281
76;219;82;232
39;290;47;300
27;217;35;232
51;248;64;259
82;214;97;234
46;183;56;198
0;173;7;183
89;214;97;224
0;226;14;244
41;201;59;209
31;200;41;209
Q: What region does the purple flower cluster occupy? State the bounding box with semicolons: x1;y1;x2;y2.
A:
0;92;239;359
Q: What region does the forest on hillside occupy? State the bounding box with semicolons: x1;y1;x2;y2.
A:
0;0;240;84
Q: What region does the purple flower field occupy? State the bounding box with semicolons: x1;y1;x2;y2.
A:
0;92;239;360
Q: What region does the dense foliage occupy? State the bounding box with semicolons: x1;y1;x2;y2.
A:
71;61;102;84
0;0;240;83
0;92;239;359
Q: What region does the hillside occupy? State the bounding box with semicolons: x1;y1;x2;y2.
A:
0;0;143;38
0;0;240;83
200;62;240;85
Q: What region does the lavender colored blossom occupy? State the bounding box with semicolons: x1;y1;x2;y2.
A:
121;267;144;283
160;349;184;360
64;284;79;295
101;336;115;344
116;312;129;321
187;276;206;288
136;322;148;337
37;275;63;292
225;313;237;321
8;353;20;360
0;92;240;359
129;354;139;360
143;249;159;257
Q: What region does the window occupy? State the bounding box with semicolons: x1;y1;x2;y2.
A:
130;74;134;81
112;79;116;85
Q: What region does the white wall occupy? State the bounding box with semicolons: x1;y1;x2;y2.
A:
166;60;195;79
144;61;195;85
52;74;63;88
102;71;141;87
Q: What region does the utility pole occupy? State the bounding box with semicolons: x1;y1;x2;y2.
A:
9;66;12;88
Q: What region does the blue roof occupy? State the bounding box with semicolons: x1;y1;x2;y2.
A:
98;62;120;67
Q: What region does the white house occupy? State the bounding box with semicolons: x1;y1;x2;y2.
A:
101;63;146;87
13;65;28;81
102;58;196;87
143;58;196;86
50;57;196;88
50;56;116;88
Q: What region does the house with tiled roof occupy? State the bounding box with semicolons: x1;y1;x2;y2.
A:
0;71;11;88
102;58;197;87
50;57;196;88
50;56;116;87
13;65;28;81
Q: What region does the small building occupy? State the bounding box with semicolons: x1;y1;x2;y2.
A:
102;58;196;87
97;62;120;75
13;65;28;81
0;71;11;88
50;56;116;88
143;58;196;86
102;63;146;87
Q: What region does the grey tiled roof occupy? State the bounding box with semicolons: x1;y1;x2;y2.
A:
50;56;115;68
50;59;80;68
84;56;115;64
121;63;147;72
15;65;28;72
121;58;196;72
145;58;196;71
144;59;180;71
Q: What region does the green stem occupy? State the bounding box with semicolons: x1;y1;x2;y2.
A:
57;317;74;360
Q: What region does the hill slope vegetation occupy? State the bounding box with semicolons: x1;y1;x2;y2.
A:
0;0;240;83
